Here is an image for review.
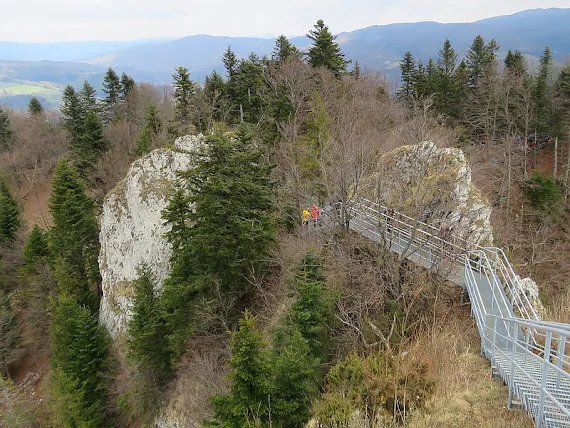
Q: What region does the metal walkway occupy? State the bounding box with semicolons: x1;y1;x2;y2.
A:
341;199;570;427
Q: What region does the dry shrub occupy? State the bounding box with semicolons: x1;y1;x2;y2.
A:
406;307;534;428
0;376;41;427
255;232;326;334
312;348;434;426
323;231;458;357
157;336;229;426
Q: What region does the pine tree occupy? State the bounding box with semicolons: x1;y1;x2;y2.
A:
49;292;108;427
127;266;171;383
209;311;272;427
0;107;14;151
48;158;100;307
102;67;121;108
0;179;21;245
272;35;300;62
22;224;49;269
120;72;136;99
307;19;349;76
28;97;43;116
172;66;196;125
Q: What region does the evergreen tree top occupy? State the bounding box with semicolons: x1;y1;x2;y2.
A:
307;19;349;76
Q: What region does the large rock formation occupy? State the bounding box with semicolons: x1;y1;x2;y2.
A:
361;141;493;247
98;135;203;339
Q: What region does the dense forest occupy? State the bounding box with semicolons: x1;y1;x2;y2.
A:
1;18;569;427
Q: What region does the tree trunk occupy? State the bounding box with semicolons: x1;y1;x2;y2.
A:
554;137;558;180
564;141;570;203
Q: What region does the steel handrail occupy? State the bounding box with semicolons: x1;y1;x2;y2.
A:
344;198;570;427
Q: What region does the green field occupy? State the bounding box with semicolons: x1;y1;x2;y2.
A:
0;81;62;108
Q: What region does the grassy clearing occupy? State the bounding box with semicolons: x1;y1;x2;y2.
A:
407;307;535;428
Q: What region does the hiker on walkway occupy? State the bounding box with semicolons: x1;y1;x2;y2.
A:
302;209;310;228
310;204;321;227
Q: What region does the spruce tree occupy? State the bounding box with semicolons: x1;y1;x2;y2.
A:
172;66;196;125
209;311;272;427
272;35;300;62
28;97;43;116
74;109;107;174
0;179;21;245
465;35;492;88
0;290;22;376
135;104;161;156
49;292;108;427
286;252;334;359
233;54;266;123
204;70;228;122
350;61;362;79
161;131;275;356
505;49;527;76
222;46;240;79
0;107;13;151
397;52;418;101
22;224;49;270
307;19;349;76
120;72;136;98
48;158;100;308
127;266;171;383
102;67;121;108
435;39;459;118
533;47;553;134
78;81;98;115
60;85;83;145
270;329;319;427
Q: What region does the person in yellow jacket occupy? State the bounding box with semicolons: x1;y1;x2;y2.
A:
302;209;311;227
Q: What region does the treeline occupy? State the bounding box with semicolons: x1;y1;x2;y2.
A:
398;36;570;144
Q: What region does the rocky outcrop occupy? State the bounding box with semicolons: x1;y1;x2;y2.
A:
361;141;493;247
98;135;204;339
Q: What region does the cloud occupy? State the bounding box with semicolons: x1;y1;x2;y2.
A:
1;0;568;42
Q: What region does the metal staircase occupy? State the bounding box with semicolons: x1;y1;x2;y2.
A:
340;198;570;427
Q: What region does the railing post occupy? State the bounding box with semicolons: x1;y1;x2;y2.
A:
524;328;531;364
556;335;566;388
492;317;498;377
508;321;517;409
537;331;552;428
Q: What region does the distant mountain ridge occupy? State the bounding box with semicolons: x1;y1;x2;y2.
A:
1;8;569;109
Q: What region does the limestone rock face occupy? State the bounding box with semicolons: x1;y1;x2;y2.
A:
362;141;493;247
98;135;203;339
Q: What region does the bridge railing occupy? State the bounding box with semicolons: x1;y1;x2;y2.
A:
344;198;570;427
345;199;541;321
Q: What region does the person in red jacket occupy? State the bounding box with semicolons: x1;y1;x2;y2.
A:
310;204;321;227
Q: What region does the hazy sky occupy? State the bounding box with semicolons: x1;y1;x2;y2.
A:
2;0;570;42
